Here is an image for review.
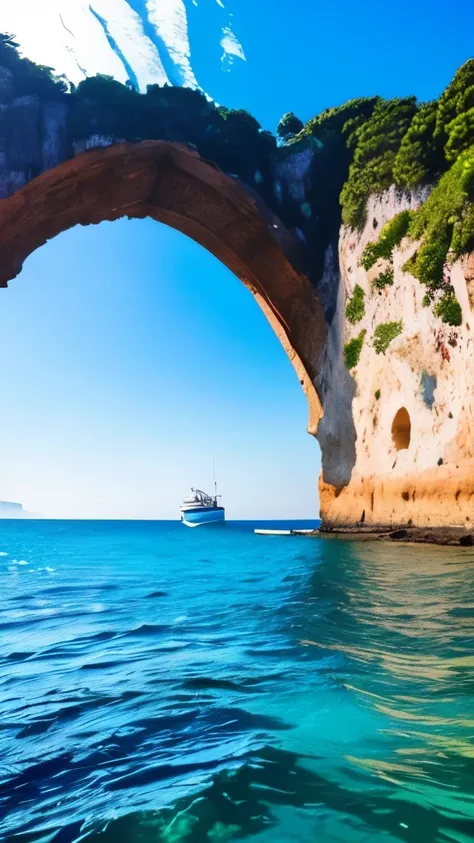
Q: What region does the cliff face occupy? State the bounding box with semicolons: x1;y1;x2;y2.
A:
0;70;70;197
318;187;474;527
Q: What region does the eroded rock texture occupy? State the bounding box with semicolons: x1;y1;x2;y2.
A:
321;189;474;527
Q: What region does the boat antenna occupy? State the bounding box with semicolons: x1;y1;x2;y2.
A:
213;457;217;500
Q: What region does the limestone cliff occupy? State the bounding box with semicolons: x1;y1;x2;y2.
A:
318;188;474;527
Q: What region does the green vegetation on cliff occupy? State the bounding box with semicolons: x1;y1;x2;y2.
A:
361;211;412;270
406;146;474;284
339;61;474;231
372;268;394;291
69;74;142;139
285;98;380;283
360;134;473;325
392;145;470;326
276;61;473;287
295;58;474;260
434;60;474;151
434;290;463;326
392;101;444;188
344;331;366;369
301;97;379;143
345;284;365;324
340;98;418;228
277;112;304;140
0;33;67;98
373;321;403;354
67;77;277;200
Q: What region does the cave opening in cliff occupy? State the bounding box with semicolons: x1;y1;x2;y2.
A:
391;408;411;451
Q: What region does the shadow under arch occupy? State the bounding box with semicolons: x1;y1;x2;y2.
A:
0;140;328;435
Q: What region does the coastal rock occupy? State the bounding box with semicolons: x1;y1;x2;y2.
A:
319;188;474;528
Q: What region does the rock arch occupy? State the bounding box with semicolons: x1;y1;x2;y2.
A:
0;140;327;434
1;46;474;529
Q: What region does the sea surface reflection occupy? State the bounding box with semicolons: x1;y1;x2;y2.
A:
1;521;473;842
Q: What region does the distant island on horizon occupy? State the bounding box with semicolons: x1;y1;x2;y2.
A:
0;500;41;519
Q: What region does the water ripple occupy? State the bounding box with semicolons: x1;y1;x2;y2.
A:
1;521;473;842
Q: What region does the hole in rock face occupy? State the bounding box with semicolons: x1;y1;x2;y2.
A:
391;407;411;451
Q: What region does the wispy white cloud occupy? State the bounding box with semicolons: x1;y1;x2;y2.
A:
90;0;169;88
145;0;198;88
4;0;246;92
220;24;246;71
3;1;129;85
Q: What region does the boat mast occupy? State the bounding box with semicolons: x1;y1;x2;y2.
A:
213;457;217;502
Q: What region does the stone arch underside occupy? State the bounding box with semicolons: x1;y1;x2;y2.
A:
0;140;327;434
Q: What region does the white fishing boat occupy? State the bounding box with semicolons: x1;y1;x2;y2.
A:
180;471;225;528
254;528;316;536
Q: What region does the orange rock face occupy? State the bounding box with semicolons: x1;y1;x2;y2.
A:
320;465;474;528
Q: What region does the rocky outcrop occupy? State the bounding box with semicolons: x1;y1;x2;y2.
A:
319;188;474;527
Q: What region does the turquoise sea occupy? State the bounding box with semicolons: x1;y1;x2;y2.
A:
1;520;474;842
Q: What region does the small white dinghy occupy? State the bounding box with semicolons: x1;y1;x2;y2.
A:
254;528;317;536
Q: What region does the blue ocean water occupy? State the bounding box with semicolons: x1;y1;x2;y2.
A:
1;520;474;843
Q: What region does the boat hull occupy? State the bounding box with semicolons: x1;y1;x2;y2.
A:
181;506;225;527
254;528;317;536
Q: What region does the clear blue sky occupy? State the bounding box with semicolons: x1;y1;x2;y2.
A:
0;0;472;518
191;0;474;130
0;221;319;519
